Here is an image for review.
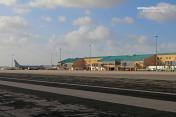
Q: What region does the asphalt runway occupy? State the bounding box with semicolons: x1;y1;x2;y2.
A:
0;70;176;80
0;76;175;101
0;80;176;113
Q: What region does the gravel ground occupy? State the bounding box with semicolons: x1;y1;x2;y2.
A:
0;89;120;117
0;72;176;117
0;86;175;117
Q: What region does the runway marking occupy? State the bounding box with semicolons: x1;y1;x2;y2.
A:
0;77;175;96
0;80;176;113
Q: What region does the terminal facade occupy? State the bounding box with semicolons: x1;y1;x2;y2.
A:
58;53;176;71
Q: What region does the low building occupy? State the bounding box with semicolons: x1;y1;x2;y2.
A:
58;52;176;71
58;58;80;70
73;59;86;70
83;57;103;70
144;53;176;71
101;54;152;71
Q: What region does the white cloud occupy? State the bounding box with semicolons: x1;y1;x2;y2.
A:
0;22;175;66
89;26;110;40
85;10;91;15
66;25;110;44
118;35;154;54
0;16;28;30
0;42;53;66
0;16;46;66
0;31;56;66
0;33;28;47
73;16;94;26
129;35;150;45
0;0;31;15
48;25;118;58
42;16;52;22
13;5;31;14
0;0;16;6
160;43;176;52
58;26;174;57
0;16;30;50
30;0;125;9
139;2;176;22
112;17;134;24
58;16;66;22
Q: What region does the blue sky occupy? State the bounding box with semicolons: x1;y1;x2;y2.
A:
0;0;176;66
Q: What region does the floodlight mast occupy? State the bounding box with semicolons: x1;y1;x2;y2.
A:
155;35;158;71
89;43;92;71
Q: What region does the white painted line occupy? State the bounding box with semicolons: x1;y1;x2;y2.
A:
0;80;176;113
0;77;175;96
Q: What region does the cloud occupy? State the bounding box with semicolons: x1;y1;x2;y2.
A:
0;33;29;47
117;35;155;54
112;17;134;24
0;16;47;66
0;16;30;48
0;16;28;30
73;16;94;26
42;16;52;22
13;5;31;14
0;25;116;66
0;30;55;66
129;35;150;45
139;2;176;22
0;0;30;15
66;26;110;44
29;0;125;9
0;22;175;66
58;16;66;22
0;38;53;66
85;10;91;15
48;25;119;58
0;0;16;6
160;43;176;52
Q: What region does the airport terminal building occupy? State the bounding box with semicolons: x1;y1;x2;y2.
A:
58;53;176;71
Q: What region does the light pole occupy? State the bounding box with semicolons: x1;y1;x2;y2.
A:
59;48;62;63
50;53;53;66
89;44;92;70
11;54;14;67
154;35;158;71
59;48;62;68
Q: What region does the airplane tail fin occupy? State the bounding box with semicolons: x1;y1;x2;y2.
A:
14;59;21;67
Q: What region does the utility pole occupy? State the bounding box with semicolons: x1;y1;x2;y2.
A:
155;35;158;71
59;48;62;68
50;53;53;66
89;44;92;59
60;48;62;63
89;44;92;70
11;54;14;67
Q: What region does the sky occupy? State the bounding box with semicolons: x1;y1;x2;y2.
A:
0;0;176;66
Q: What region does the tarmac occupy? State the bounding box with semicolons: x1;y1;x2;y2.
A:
0;70;176;80
0;80;176;113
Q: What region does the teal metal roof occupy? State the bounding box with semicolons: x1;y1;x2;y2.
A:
59;52;176;63
158;52;176;55
100;54;153;62
59;58;80;64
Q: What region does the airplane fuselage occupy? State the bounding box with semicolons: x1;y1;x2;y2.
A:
19;65;45;70
14;59;45;70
